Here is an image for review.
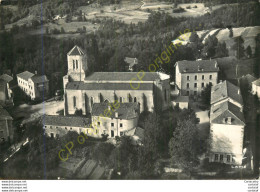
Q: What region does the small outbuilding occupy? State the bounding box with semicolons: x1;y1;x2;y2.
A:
172;96;189;110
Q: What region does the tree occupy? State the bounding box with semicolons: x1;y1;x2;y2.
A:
91;142;115;166
202;35;218;59
233;36;245;59
60;27;65;33
168;119;200;172
189;32;199;43
201;83;212;106
215;42;229;58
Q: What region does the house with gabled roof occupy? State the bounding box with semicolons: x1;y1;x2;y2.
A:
211;80;243;109
175;59;219;96
17;71;49;100
209;80;245;165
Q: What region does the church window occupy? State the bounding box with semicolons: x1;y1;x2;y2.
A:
73;60;75;69
120;97;123;103
134;97;137;102
73;96;77;108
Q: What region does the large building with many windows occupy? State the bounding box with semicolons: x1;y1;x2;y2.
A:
175;60;219;96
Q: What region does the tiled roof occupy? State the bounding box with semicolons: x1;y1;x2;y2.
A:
124;57;138;67
66;82;154;91
84;72;170;81
211;80;243;105
92;102;139;120
0;105;12;120
17;71;34;81
210;101;245;126
44;115;91;128
252;78;260;86
176;59;219;73
30;75;48;84
0;74;13;83
67;45;85;56
174;96;189;103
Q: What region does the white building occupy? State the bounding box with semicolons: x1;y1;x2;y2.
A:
0;74;15;107
209;80;245;165
175;60;219;96
172;96;189;110
91;102;139;138
252;78;260;99
17;71;49;100
124;57;138;72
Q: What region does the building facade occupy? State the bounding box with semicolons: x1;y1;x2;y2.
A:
175;60;219;96
209;80;245;165
63;45;171;115
0;74;15;107
17;71;49;100
91;102;139;138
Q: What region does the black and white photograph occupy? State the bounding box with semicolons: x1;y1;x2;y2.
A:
0;0;259;191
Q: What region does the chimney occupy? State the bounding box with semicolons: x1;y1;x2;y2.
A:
198;65;200;71
35;70;37;75
115;112;118;118
215;63;217;68
238;89;240;95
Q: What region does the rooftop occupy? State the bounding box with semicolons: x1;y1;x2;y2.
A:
0;74;13;83
66;81;154;91
84;72;170;82
67;45;85;56
176;59;219;73
17;71;34;81
92;102;139;120
210;101;245;126
30;75;48;84
211;80;243;105
44;115;91;128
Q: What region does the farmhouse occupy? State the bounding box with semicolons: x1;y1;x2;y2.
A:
175;59;219;97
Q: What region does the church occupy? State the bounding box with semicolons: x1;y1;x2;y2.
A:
63;45;171;116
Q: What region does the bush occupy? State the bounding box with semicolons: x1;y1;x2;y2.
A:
194;5;198;8
186;6;191;9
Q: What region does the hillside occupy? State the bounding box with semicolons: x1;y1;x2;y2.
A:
173;26;260;56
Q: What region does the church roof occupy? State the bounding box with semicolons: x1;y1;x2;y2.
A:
67;45;85;56
175;59;219;73
44;115;91;128
210;101;245;126
211;80;243;105
92;102;139;120
66;82;154;91
17;71;34;81
84;72;170;82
